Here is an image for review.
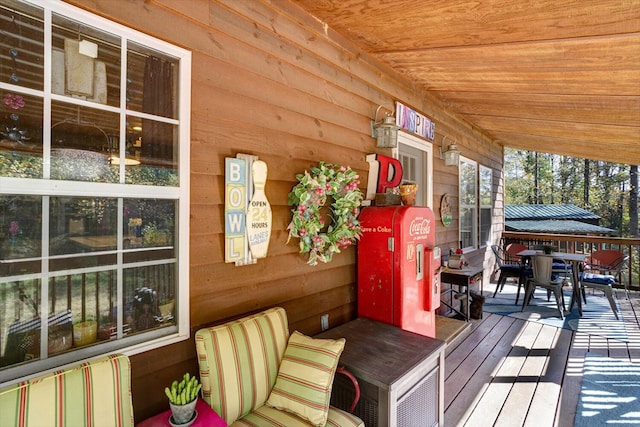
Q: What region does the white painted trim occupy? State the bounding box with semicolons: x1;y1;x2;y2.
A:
1;0;192;385
394;131;434;209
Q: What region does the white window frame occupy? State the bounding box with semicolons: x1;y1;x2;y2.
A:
459;157;478;251
479;165;493;248
0;0;191;385
394;131;434;209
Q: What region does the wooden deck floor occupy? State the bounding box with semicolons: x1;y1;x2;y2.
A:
443;286;640;427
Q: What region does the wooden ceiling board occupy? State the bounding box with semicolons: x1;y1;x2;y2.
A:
295;0;640;51
293;0;640;165
439;92;640;126
496;132;639;164
378;35;640;94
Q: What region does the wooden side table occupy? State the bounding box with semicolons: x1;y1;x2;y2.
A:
317;317;445;427
137;398;227;427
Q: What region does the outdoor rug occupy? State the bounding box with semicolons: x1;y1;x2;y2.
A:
483;282;628;341
574;352;640;426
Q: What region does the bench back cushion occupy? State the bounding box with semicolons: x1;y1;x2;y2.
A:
195;307;289;425
0;353;134;427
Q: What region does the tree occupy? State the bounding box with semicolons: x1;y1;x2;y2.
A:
504;148;638;237
630;165;638;237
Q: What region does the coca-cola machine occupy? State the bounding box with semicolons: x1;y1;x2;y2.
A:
357;206;441;338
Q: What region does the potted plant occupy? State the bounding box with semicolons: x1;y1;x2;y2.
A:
73;318;97;347
165;373;201;425
158;296;175;322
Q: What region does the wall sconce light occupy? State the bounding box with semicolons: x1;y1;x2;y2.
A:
439;136;460;166
370;105;400;148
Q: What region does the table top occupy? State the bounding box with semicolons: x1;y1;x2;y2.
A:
316;317;445;390
517;250;586;262
68;235;117;250
137;398;227;427
442;265;484;277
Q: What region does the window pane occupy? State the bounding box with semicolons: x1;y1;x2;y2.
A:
125;116;178;186
49;271;117;351
480;167;492;206
460;207;474;248
124;264;176;335
0;1;44;91
123;198;175;258
0;195;41;277
51;13;121;107
126;42;178;119
50;102;120;183
0;279;43;368
460;163;476;205
480;207;491;245
0;94;43;178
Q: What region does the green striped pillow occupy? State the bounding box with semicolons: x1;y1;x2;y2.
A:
266;331;345;427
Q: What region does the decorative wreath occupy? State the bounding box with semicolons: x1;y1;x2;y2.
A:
287;162;364;266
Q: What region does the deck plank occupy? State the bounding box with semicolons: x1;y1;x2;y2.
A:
467;321;543;426
444;317;526;426
524;326;573;427
444;314;518;409
495;324;557;426
444;283;639;427
445;313;503;378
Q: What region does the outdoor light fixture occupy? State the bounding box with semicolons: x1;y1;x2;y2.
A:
371;105;400;148
439;135;460;166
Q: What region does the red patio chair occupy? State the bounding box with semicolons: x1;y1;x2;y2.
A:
584;249;629;298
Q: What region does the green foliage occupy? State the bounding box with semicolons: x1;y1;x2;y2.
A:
0;150;177;186
505;148;636;236
287;162;363;266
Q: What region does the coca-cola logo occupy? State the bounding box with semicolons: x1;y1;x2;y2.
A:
409;218;431;236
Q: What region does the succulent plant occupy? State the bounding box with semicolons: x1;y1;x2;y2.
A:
164;372;201;406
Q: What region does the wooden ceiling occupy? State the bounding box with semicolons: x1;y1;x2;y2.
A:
292;0;640;165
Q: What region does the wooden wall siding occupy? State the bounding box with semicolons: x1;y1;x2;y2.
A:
64;0;502;420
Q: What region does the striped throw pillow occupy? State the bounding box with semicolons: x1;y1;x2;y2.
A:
266;331;345;426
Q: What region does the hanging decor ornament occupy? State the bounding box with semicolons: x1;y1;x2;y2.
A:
287;162;363;266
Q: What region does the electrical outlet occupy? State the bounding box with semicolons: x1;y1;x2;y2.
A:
321;314;329;331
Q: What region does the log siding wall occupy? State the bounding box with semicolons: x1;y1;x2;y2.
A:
65;0;504;420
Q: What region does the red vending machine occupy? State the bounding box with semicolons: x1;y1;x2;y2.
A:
357;206;441;338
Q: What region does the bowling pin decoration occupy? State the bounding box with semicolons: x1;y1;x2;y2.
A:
246;160;272;258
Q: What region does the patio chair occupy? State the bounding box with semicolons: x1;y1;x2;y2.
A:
584;250;629;298
522;255;566;319
491;245;522;304
505;243;528;260
580;272;620;319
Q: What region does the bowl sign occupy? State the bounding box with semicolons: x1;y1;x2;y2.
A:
225;156;272;265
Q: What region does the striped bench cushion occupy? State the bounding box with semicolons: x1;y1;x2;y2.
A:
195;307;289;425
0;353;134;427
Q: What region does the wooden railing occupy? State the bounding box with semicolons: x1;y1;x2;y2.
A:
502;232;640;292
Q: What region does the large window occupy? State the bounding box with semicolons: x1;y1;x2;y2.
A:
459;157;477;250
479;165;493;247
0;0;191;383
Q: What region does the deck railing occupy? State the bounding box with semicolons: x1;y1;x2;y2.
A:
501;231;640;292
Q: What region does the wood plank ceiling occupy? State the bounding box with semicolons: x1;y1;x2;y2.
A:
292;0;640;165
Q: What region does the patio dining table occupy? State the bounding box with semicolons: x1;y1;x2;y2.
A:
517;250;586;316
